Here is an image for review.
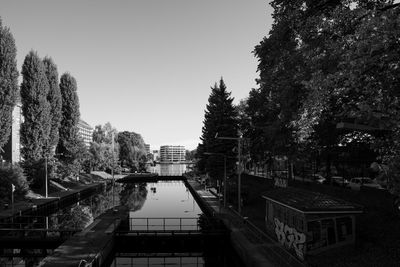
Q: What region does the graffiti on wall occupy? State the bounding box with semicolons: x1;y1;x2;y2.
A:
274;177;288;188
274;218;306;260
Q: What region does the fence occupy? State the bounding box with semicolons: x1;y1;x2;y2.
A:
128;217;200;231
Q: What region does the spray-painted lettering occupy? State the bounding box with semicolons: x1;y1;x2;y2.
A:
274;218;306;260
274;178;288;188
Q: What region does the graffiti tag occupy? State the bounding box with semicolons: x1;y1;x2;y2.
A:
274;178;288;188
274;218;306;260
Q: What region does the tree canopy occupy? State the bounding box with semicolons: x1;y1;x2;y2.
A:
20;51;51;162
89;122;119;172
57;72;80;162
0;18;19;150
43;57;62;156
117;131;146;170
198;78;238;181
247;0;400;184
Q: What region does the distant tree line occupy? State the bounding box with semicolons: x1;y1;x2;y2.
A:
88;122;148;173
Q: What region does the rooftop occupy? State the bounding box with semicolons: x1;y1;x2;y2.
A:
262;187;363;214
78;119;93;129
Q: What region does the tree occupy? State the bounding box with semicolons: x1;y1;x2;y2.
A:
43;57;62;156
89;122;119;172
199;78;238;183
57;73;80;162
59;205;93;230
20;51;51;162
249;0;397;182
93;122;117;144
0;18;19;150
0;164;29;203
185;149;197;161
89;141;118;172
117;131;146;171
290;1;399;181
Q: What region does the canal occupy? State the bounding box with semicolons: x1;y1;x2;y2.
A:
108;179;243;267
1;178;244;267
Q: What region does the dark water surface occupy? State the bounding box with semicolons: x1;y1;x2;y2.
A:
108;180;243;267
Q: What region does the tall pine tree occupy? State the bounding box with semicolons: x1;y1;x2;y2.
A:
199;78;238;182
43;57;62;156
0;18;19;150
20;51;51;162
57;73;80;162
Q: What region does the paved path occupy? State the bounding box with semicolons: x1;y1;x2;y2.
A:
187;179;305;267
40;206;128;267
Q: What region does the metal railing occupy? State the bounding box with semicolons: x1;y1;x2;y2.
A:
128;217;200;231
0;215;52;229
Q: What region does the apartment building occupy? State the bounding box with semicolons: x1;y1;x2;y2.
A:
77;119;93;148
1;102;22;163
159;145;185;163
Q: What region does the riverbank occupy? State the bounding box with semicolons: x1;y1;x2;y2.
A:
0;172;117;221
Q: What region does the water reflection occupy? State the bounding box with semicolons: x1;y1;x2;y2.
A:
120;183;148;212
125;180;202;218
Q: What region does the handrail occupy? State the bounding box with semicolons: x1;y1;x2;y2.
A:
114;229;227;236
128;217;200;231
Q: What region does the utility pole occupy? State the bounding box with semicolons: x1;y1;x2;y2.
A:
112;132;115;209
238;138;242;214
45;156;48;198
223;155;227;208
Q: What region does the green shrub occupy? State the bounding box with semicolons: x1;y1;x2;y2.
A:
0;163;29;203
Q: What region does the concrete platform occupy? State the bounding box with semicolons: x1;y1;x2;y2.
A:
39;206;128;267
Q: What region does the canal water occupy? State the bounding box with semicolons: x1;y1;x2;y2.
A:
122;180;202;231
108;179;243;267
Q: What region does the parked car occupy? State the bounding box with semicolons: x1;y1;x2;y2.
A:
347;177;383;191
331;176;349;187
308;174;326;184
121;167;130;173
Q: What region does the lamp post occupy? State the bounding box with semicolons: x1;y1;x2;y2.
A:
215;133;243;214
204;152;227;210
111;132;115;209
45;156;48;198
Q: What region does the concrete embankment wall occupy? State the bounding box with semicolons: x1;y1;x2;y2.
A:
184;179;276;267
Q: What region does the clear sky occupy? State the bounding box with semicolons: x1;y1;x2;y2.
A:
0;0;273;150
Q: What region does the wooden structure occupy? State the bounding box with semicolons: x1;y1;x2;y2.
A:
262;187;363;260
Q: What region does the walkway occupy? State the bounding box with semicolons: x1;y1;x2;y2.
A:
40;206;128;267
187;179;305;267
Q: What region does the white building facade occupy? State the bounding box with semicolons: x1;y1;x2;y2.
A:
160;145;186;162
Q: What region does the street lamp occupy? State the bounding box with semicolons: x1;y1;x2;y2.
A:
215;132;243;214
111;132;116;210
204;152;227;210
45;155;48;198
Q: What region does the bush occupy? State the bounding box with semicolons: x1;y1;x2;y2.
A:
0;163;29;203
